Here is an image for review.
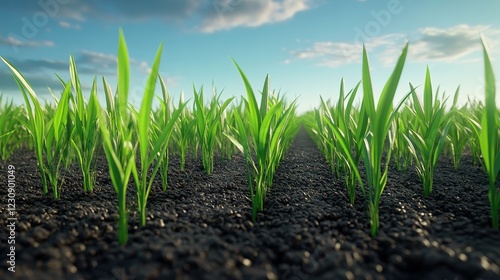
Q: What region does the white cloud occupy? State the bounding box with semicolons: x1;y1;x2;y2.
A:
78;50;117;71
0;36;54;48
164;75;181;87
2;0;201;22
58;21;82;30
2;0;310;33
78;50;152;75
291;34;405;67
200;0;311;33
0;58;67;73
290;24;500;68
409;24;500;62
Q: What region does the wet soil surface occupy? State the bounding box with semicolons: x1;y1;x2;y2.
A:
0;128;499;280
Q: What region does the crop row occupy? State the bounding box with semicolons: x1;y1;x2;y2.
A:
304;39;500;236
0;32;499;243
0;30;298;244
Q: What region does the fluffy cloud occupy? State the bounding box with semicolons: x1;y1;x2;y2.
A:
1;58;67;73
0;36;54;48
58;21;81;29
78;50;151;74
200;0;310;33
1;0;201;22
290;24;500;67
409;24;500;62
1;0;309;32
291;34;406;67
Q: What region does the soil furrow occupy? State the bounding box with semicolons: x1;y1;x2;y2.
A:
0;128;499;279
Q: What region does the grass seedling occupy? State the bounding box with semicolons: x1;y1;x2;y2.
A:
43;83;73;199
133;41;164;226
2;57;48;194
393;106;413;172
219;106;238;161
193;85;234;175
153;78;186;191
68;56;100;192
471;38;500;229
318;99;364;204
306;108;332;170
360;43;408;236
95;30;137;244
306;102;343;176
264;92;300;187
313;80;366;204
405;67;451;196
172;92;195;172
467;98;486;166
0;96;26;160
133;44;185;225
153;77;172;190
226;60;297;221
446;87;470;169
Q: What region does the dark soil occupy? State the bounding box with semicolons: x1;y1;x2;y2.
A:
0;128;499;280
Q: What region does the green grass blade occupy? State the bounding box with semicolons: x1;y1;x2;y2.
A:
138;42;164;162
117;29;130;120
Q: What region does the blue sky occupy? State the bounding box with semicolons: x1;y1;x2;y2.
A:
1;0;500;112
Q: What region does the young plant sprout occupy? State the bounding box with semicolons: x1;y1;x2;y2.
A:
359;43;409;236
132;44;185;226
0;96;26;160
445;87;470;169
226;60;297;221
172;92;195;172
315;80;365;204
471;38;500;229
1;57;74;199
193;85;234;175
68;56;101;192
94;30;137;245
405;68;451;196
1;57;49;195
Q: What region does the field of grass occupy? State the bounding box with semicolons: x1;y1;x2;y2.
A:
0;32;499;279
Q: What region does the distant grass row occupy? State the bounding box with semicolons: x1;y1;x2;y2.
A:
0;30;298;244
0;32;498;244
304;39;500;236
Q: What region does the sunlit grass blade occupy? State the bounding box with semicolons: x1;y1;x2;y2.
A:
445;87;470;169
117;29;130;121
0;96;26;160
1;56;50;194
474;37;500;229
193;85;234;175
133;42;164;226
172;92;195;171
133;42;186;225
361;42;408;236
44;82;73;199
155;77;176;189
95;29;137;245
404;68;451;196
227;60;297;221
69;55;100;192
